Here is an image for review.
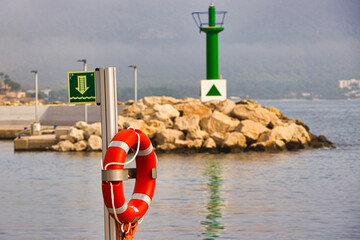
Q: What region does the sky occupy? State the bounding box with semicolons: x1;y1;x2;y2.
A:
0;0;359;94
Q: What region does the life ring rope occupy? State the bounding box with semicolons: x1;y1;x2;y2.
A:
110;182;124;224
104;131;141;169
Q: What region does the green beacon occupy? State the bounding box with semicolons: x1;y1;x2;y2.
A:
192;3;228;101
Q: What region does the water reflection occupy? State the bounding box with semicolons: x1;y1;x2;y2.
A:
201;158;225;239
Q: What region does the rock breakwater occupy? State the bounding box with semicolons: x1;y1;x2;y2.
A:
51;96;333;153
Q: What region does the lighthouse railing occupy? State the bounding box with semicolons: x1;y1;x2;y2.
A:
191;11;227;31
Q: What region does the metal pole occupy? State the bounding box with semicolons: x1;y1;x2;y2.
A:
128;65;137;103
35;72;38;121
31;70;38;121
83;62;87;72
83;62;88;123
77;59;88;122
97;67;120;240
134;67;137;103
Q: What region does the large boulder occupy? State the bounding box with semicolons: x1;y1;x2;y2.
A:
120;103;146;119
139;96;160;106
236;120;269;144
249;139;286;152
265;106;289;121
222;132;247;152
181;97;202;104
231;105;280;128
66;127;84;143
173;102;212;120
156;143;177;152
57;140;75;152
186;128;209;140
210;132;225;147
84;122;101;139
309;134;334;149
144;116;174;128
123;119;148;131
200;111;240;134
143;120;166;138
257;123;311;151
154;129;185;145
87;135;102;151
118;115;136;130
147;119;166;129
203;100;221;111
74;121;89;131
237;99;259;108
174;139;203;150
215;99;236;115
152;104;180;122
174;115;200;132
203;99;236;115
140;96;180;106
51;144;60;151
74;140;88;152
202;137;217;152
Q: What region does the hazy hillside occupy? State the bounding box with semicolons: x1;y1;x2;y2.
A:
220;0;360;98
1;0;359;99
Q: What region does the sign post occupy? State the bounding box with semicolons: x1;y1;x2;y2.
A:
95;67;120;240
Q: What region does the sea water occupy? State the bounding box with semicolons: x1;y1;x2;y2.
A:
0;100;359;240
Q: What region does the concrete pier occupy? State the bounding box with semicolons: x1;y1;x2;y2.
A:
12;127;70;151
14;134;58;151
0;125;26;139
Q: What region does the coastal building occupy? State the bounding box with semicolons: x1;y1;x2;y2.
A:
339;78;360;90
339;79;360;98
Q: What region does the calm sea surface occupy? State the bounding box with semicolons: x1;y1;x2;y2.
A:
0;100;359;240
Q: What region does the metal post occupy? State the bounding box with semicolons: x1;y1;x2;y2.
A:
84;63;88;123
31;70;39;121
134;67;137;103
128;65;137;103
83;62;87;72
96;67;120;240
78;59;88;122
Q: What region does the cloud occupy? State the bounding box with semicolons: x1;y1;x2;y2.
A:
0;0;359;92
138;28;176;40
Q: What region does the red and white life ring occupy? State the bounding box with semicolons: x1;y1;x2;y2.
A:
101;128;157;224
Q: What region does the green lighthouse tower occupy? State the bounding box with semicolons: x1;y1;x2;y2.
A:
193;3;227;101
201;3;224;80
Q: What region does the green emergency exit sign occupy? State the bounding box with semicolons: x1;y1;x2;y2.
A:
68;71;96;104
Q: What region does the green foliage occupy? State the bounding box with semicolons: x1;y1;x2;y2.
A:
47;88;68;102
7;81;21;91
26;92;46;100
0;72;22;91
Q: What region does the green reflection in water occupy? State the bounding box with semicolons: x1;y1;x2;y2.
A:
201;159;225;240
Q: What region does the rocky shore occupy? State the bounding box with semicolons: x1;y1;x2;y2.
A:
51;96;333;153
